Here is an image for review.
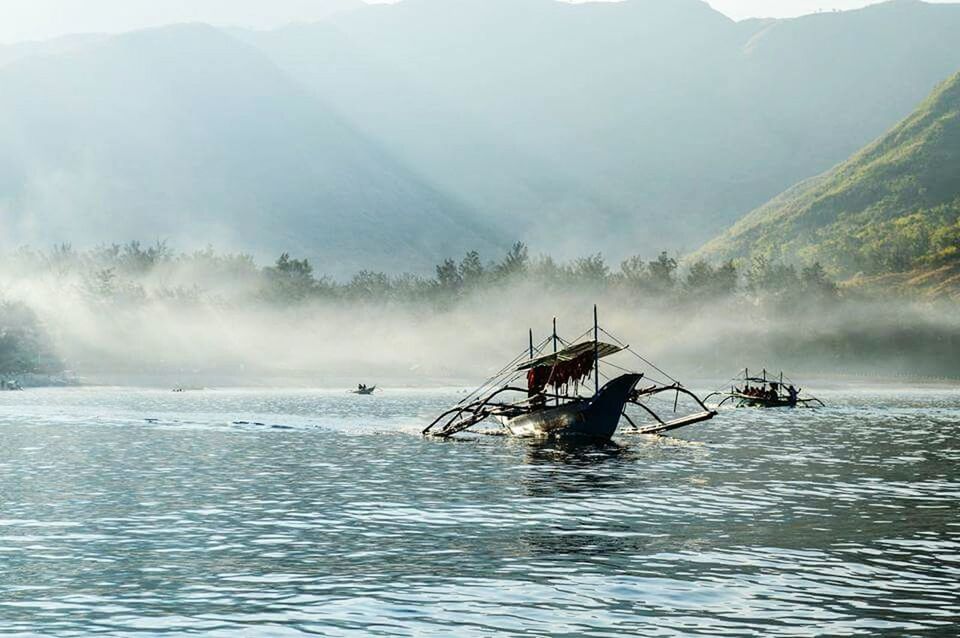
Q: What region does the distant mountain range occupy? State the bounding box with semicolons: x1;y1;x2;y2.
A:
0;24;505;274
1;0;959;273
697;71;960;293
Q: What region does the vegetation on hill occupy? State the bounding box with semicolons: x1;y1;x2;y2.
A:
698;71;960;282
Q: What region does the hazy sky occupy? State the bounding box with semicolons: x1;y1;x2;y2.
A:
0;0;954;44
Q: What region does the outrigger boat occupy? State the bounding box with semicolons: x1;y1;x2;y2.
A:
423;307;717;442
705;369;825;408
354;384;377;395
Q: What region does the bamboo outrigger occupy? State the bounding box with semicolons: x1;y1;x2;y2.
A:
705;368;825;408
423;307;717;441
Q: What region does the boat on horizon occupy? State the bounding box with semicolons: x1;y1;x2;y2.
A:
423;307;716;442
705;369;824;408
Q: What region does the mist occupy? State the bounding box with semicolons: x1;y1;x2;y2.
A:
1;244;957;390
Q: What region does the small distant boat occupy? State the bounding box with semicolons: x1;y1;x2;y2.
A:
423;307;716;442
0;380;23;391
353;385;377;395
705;369;824;408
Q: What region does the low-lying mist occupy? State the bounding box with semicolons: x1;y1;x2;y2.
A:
1;242;959;387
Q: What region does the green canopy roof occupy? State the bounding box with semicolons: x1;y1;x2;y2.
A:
516;341;623;371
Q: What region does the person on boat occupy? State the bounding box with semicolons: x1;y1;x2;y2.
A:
358;384;366;392
787;385;798;405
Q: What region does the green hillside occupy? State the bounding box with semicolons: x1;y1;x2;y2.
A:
698;70;960;280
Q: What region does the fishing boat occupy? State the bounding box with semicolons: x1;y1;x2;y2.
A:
423;307;717;441
705;369;824;408
353;384;377;395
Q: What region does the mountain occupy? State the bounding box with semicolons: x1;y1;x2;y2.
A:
243;0;960;258
0;34;106;69
0;24;506;275
696;71;960;284
3;0;960;272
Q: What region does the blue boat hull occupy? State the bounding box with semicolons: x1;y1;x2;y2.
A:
505;374;643;441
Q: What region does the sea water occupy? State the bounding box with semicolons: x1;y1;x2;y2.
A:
0;386;957;636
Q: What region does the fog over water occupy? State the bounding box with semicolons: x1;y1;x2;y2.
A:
2;248;958;386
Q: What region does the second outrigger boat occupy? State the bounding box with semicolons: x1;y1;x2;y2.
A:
423;307;716;442
705;369;825;408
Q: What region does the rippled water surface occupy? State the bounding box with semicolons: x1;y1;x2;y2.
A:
0;386;958;636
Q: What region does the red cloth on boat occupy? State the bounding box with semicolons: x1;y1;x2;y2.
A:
529;351;596;397
549;351;595;392
527;366;550;396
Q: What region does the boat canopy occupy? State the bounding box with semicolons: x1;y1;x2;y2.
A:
516;340;623;371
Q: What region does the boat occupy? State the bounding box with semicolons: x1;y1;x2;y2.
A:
705;369;825;408
353;384;377;395
423;307;717;442
0;379;23;391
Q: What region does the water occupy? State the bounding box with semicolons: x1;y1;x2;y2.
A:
0;386;957;636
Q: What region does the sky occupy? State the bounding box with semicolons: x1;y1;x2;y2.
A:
0;0;954;44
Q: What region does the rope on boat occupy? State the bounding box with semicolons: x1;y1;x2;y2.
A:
598;327;680;387
456;336;552;407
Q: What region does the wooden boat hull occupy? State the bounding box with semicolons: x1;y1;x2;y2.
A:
505;374;642;441
735;395;796;408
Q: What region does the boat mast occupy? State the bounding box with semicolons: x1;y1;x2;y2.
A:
553;318;558;406
593;305;599;396
529;329;534;360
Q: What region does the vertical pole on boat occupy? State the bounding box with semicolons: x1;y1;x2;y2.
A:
553;318;558;406
529;329;534;360
593;305;599;396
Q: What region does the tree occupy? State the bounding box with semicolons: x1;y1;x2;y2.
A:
570;253;608;282
495;242;529;278
684;259;738;297
264;253;317;302
458;251;485;287
647;251;678;293
619;255;647;288
800;262;839;298
435;258;462;292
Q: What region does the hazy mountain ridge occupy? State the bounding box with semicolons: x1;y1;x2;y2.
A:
0;23;507;274
2;0;960;271
244;0;960;257
697;71;960;292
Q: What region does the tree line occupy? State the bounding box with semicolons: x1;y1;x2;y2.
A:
1;240;841;307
